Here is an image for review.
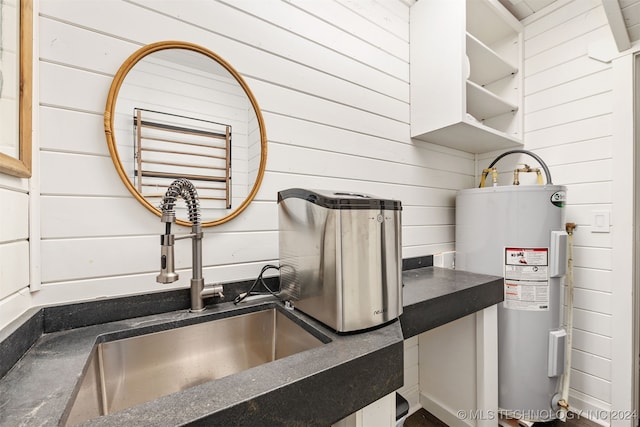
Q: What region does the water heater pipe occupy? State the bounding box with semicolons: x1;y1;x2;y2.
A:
480;149;553;187
559;222;577;416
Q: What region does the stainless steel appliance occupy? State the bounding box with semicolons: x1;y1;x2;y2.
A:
277;188;403;332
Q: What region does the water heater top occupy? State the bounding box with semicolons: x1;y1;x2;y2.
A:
277;188;401;211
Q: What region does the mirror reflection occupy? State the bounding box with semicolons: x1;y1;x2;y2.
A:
0;0;21;159
0;0;32;178
105;42;266;226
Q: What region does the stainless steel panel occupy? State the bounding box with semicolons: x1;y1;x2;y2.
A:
278;193;402;332
64;308;324;426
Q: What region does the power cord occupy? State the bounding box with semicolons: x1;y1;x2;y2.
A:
233;264;281;304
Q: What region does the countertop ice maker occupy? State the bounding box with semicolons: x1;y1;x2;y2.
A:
277;188;402;332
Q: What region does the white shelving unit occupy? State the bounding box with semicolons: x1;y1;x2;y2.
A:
410;0;524;153
466;34;517;86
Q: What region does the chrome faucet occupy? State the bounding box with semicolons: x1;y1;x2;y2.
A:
156;178;223;312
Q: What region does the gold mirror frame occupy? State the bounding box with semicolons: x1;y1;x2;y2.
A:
104;41;267;227
0;0;32;178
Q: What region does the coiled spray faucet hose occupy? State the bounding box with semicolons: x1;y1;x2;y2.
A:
159;178;202;226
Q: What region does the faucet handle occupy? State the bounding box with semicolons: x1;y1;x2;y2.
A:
201;283;224;299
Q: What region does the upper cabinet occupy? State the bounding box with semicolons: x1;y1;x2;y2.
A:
410;0;523;153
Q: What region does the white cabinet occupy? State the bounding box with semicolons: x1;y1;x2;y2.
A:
410;0;524;153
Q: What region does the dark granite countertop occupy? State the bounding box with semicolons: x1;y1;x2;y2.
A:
401;267;503;338
0;299;403;427
0;265;502;427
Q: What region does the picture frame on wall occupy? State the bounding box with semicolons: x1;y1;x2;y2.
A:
0;0;31;178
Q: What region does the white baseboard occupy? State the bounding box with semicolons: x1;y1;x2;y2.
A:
566;390;611;427
420;391;474;427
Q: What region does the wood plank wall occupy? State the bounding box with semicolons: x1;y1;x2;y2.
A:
0;0;31;328
0;0;476;331
1;0;631;420
0;174;30;329
525;0;614;414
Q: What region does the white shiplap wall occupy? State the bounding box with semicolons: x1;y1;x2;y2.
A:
0;173;30;330
0;0;476;333
0;0;31;330
519;0;614;415
0;0;632;421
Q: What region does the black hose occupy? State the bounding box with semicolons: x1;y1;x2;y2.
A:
485;149;553;185
234;265;281;304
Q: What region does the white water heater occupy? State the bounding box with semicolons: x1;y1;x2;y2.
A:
456;155;568;421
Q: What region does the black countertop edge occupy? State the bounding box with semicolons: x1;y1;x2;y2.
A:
187;341;404;427
400;267;504;339
0;299;404;427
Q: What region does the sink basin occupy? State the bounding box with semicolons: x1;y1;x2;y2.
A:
64;306;327;426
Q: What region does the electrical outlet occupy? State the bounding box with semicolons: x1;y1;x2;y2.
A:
592;210;610;233
434;251;455;269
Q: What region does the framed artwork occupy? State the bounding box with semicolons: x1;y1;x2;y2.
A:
0;0;31;178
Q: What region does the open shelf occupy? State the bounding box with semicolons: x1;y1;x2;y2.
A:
409;0;523;153
466;80;518;120
466;33;517;86
412;120;521;153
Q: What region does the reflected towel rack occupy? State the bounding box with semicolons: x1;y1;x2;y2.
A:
133;108;232;209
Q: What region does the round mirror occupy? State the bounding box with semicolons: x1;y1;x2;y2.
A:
104;41;267;227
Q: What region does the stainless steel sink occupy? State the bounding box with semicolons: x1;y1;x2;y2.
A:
64;307;327;426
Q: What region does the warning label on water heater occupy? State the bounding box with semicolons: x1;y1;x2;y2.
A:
503;247;549;311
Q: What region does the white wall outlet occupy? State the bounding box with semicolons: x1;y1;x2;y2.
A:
434;251;455;269
591;210;610;233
